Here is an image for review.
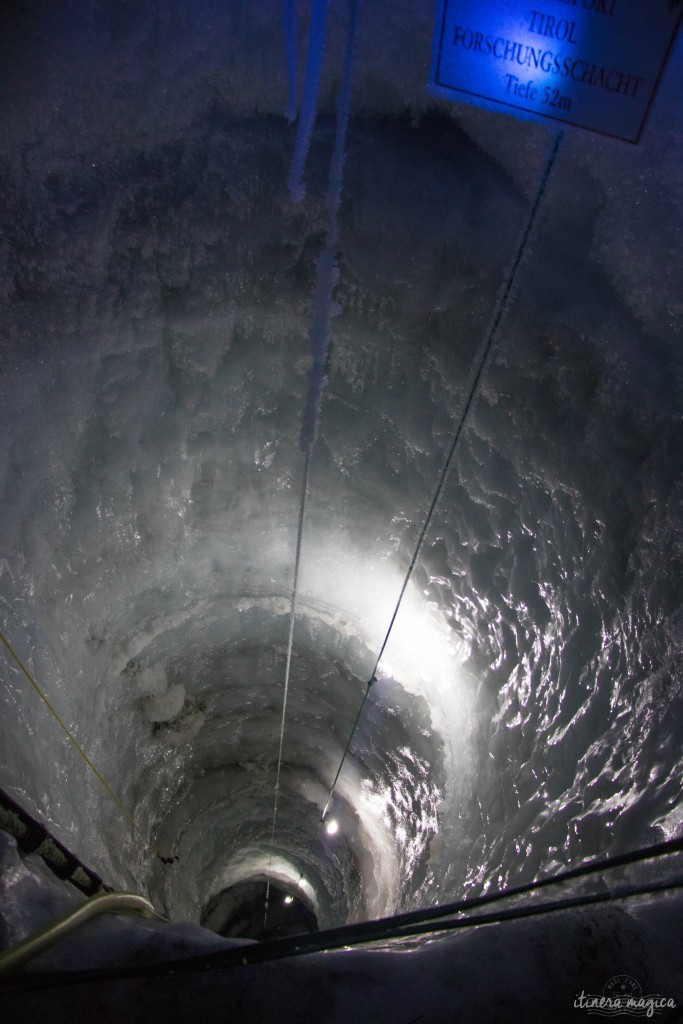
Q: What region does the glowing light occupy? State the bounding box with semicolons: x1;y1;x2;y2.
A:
298;536;464;689
211;850;317;907
283;895;293;904
325;818;339;835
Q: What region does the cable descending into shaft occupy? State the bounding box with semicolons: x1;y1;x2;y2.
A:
264;450;312;926
265;0;363;928
289;672;376;901
292;131;563;900
320;674;374;823
367;130;565;685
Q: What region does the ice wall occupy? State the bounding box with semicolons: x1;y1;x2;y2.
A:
0;1;681;929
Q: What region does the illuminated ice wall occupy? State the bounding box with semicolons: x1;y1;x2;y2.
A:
0;0;681;934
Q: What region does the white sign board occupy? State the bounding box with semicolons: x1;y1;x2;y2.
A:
430;1;681;142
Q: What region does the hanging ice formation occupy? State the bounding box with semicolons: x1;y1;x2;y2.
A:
299;0;361;454
264;0;363;928
282;0;299;123
287;0;331;202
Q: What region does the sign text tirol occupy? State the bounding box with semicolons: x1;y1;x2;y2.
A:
430;1;682;142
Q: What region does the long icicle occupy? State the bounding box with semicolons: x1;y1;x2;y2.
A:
282;0;299;123
265;0;363;929
300;0;361;451
288;0;330;201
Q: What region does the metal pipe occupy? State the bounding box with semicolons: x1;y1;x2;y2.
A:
0;891;165;976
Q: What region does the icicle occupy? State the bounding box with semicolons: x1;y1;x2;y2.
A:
299;0;362;453
282;0;299;123
265;0;362;930
288;0;331;202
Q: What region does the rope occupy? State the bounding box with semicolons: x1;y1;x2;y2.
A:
320;674;374;823
0;627;152;849
285;673;375;904
265;0;363;928
0;626;200;913
288;130;564;900
264;450;312;926
369;129;564;684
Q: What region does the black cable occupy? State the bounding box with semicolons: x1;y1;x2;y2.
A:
265;449;312;926
290;130;565;881
321;675;375;818
264;0;363;924
5;878;682;991
369;129;563;683
3;833;681;991
287;673;375;899
200;831;683;961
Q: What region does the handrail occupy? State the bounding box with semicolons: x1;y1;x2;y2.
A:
2;835;682;991
3;874;682;993
0;891;165;977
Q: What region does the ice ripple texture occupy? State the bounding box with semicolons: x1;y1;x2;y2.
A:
0;5;682;928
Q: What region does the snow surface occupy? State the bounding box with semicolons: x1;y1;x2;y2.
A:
0;0;681;940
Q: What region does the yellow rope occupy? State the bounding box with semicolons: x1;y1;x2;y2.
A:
0;626;154;852
0;625;203;913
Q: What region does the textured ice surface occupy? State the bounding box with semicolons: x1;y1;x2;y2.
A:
0;1;681;933
3;828;683;1024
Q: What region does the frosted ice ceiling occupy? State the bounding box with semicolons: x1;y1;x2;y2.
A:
0;2;681;933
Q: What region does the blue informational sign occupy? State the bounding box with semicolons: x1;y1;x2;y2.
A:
430;0;682;142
